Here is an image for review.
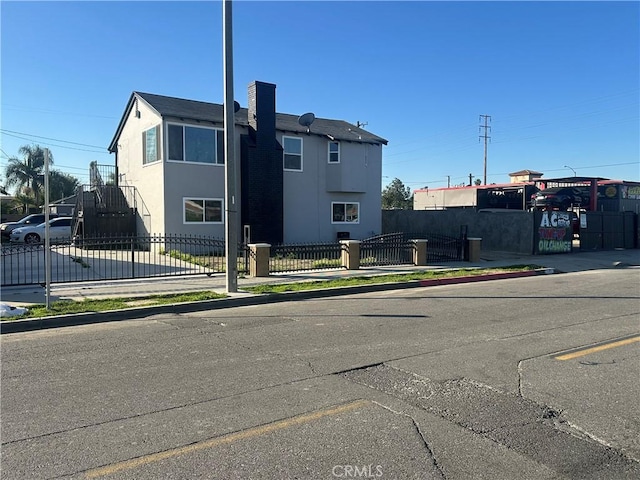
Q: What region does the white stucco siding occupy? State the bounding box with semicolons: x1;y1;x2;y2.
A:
115;100;165;235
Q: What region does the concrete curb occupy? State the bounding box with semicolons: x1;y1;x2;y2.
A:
0;268;555;334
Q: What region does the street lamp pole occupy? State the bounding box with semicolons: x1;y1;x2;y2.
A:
564;165;577;177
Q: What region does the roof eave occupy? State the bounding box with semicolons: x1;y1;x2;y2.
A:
108;92;162;153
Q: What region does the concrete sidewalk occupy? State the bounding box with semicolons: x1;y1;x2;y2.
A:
1;248;638;333
2;249;638;308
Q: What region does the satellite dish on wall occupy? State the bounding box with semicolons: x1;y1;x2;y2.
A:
298;112;315;133
234;101;241;113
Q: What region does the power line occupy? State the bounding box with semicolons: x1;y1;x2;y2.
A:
0;131;108;154
0;129;107;150
1;103;119;120
387;161;639;189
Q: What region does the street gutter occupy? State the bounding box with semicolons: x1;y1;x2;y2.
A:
0;268;555;334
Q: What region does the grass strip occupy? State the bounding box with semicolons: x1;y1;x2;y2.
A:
2;265;540;321
4;291;227;320
244;265;541;294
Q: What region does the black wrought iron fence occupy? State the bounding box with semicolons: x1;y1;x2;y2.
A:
1;232;465;287
1;234;248;286
421;233;464;262
361;232;463;264
269;243;344;273
360;233;415;267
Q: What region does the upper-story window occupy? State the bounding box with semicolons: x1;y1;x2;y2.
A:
328;141;340;163
168;124;224;164
142;126;161;165
283;136;303;171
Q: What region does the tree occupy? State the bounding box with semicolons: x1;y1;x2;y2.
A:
4;145;53;208
4;145;80;208
50;171;80;201
474;178;482;186
382;178;413;210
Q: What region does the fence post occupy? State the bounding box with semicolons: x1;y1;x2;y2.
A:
412;239;428;266
249;243;271;277
340;240;361;270
467;237;482;262
130;234;135;278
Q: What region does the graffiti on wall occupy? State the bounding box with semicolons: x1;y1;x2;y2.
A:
622;186;640;199
536;211;572;254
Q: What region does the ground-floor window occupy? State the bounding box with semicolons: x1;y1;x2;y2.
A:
183;198;223;223
331;202;359;224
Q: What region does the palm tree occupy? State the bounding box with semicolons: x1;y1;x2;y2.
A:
4;145;53;208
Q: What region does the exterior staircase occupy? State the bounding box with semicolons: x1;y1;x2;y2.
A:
72;163;137;238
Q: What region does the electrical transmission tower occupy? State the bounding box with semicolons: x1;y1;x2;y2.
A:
479;115;491;185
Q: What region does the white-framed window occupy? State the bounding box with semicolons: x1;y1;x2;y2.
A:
168;123;224;164
283;136;303;171
183;198;223;224
331;202;359;224
142;125;161;165
328;141;340;163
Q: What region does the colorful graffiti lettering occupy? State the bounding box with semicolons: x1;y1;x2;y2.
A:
538;239;572;253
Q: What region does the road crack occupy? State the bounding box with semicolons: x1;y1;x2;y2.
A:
341;363;640;477
371;401;446;480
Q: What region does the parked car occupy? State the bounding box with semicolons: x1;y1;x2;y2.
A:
1;213;59;239
531;187;590;210
9;217;73;244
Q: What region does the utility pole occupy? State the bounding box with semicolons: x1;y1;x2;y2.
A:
446;175;450;188
44;148;51;309
223;0;238;293
479;114;491;185
468;173;474;186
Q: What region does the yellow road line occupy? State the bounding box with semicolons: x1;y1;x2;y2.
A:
84;399;370;478
555;335;640;361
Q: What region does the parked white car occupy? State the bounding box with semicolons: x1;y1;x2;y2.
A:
9;217;73;244
1;213;59;239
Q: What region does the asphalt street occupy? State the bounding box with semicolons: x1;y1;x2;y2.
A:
1;267;639;479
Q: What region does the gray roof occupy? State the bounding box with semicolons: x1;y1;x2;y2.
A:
509;169;543;176
109;91;387;152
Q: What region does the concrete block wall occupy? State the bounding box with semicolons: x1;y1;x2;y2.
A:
382;209;535;254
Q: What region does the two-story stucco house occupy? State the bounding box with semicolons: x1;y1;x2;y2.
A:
108;81;387;244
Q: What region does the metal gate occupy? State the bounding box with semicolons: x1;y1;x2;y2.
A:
1;235;248;287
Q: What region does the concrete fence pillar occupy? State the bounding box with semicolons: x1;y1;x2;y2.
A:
411;239;428;266
467;238;482;262
248;243;271;277
340;240;361;270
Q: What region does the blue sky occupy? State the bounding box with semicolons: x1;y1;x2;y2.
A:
1;1;638;192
